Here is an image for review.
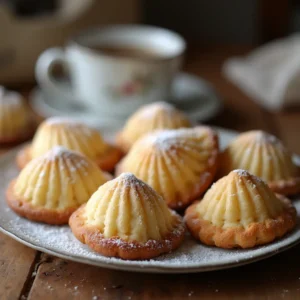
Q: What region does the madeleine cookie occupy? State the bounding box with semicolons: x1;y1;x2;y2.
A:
0;86;35;144
116;126;219;210
7;146;112;224
16;117;123;172
116;101;191;152
219;130;300;195
185;169;297;249
69;173;185;260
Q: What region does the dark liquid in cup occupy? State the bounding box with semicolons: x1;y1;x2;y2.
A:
91;45;161;60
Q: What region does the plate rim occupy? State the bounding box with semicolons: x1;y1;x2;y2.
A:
1;225;299;274
0;127;300;274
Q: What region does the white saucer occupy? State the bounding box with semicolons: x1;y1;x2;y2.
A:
1;128;299;274
30;72;222;131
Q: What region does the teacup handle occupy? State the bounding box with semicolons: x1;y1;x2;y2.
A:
35;47;76;103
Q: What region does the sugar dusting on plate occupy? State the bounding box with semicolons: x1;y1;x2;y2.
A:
0;137;300;273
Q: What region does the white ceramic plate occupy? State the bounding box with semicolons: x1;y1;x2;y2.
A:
29;72;222;131
0;128;299;274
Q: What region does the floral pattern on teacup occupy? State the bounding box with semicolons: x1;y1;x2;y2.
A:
108;72;154;98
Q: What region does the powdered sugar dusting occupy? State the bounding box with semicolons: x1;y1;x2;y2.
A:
96;222;184;251
117;172;147;187
107;172;166;205
255;130;281;145
47;146;72;157
39;146;85;162
0;141;300;273
44;117;96;138
233;169;251;176
29;146;91;178
232;169;264;184
143;128;192;151
139;101;177;119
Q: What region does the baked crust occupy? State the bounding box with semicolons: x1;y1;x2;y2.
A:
95;144;123;172
69;205;186;260
115;128;219;210
115;131;131;153
16;143;123;172
6;180;77;225
185;195;297;249
268;170;300;196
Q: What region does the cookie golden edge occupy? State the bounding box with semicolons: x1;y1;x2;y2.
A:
16;143;123;172
116;127;220;210
268;173;300;196
95;144;124;172
115;132;131;153
6;170;113;225
167;151;219;210
69;205;186;260
185;195;297;249
219;151;300;197
6;180;75;225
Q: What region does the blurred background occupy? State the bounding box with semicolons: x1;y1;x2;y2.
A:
0;0;299;152
0;0;294;84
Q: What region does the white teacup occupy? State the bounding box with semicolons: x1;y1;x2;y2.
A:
35;25;186;120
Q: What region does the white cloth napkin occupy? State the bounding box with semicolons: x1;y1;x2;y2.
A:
223;34;300;111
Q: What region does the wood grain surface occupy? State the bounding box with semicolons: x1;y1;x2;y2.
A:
0;233;37;300
0;46;300;299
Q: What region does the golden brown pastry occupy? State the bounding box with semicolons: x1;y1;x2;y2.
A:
116;101;191;152
116;126;219;210
219;130;300;195
16;117;123;172
0;87;34;144
69;173;185;260
7;146;112;224
185;169;297;249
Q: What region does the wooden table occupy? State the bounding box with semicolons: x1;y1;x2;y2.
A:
1;46;300;300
